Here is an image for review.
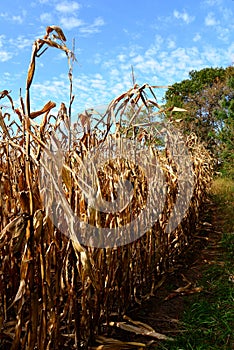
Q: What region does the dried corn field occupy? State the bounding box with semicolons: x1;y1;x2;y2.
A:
0;27;213;349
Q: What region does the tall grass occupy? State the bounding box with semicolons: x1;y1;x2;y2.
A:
156;178;234;350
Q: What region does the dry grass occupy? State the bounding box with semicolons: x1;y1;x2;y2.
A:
0;26;214;349
209;177;234;233
210;177;234;201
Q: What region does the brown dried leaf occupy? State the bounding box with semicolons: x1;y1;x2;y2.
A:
47;25;67;42
8;279;26;309
165;285;203;300
30;101;56;119
26;53;36;89
33;209;44;242
79;111;91;131
95;335;146;349
109;317;173;341
0;214;29;239
0;108;10;137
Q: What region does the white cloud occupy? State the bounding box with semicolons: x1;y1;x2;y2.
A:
0;12;8;19
55;1;81;13
9;36;32;50
167;39;176;49
227;42;234;64
0;10;26;24
221;7;234;22
79;17;105;35
90;76;107;90
12;15;23;24
31;79;67;105
201;45;222;65
117;54;127;63
93;17;105;26
25;37;233;114
110;68;120;79
173;10;195;24
204;0;222;6
0;35;13;62
132;55;144;64
103;59;115;68
193;33;201;42
217;27;230;42
60;17;84;30
0;35;5;48
0;51;13;62
205;12;219;26
128;45;143;58
93;53;102;64
122;28;142;41
59;15;104;33
145;36;164;57
40;12;53;23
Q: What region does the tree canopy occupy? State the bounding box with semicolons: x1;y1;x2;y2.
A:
164;66;234;178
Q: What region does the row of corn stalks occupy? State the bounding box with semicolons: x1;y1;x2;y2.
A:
0;27;213;349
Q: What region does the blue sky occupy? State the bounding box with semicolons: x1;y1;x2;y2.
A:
0;0;233;116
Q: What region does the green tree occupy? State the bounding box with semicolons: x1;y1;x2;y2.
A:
164;66;234;177
214;69;234;177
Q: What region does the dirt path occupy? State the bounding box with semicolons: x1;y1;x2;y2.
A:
107;195;227;347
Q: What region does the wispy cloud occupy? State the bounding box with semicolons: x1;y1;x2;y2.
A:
12;15;24;24
18;36;234;113
173;10;195;24
60;17;84;30
9;35;32;50
167;39;176;49
0;12;8;19
117;54;126;63
0;51;13;62
59;15;104;33
0;35;13;62
0;10;26;24
204;0;223;6
79;17;105;35
55;1;81;14
205;12;219;26
40;12;53;23
0;35;5;48
193;33;201;42
0;0;232;114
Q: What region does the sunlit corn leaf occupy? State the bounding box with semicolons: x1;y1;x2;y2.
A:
33;209;44;242
95;335;146;349
8;279;26;310
26;49;36;90
164;285;203;300
30;101;56;119
0;213;30;239
0;107;10;137
109;316;174;341
171;106;187;112
0;90;14;110
46;25;67;42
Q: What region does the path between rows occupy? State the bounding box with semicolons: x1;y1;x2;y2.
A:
106;195;230;348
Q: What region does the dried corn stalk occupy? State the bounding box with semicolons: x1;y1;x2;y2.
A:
0;26;213;349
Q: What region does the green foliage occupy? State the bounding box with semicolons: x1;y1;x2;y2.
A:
165;67;226;105
156;178;234;350
215;73;234;178
165;66;234;178
158;232;234;349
